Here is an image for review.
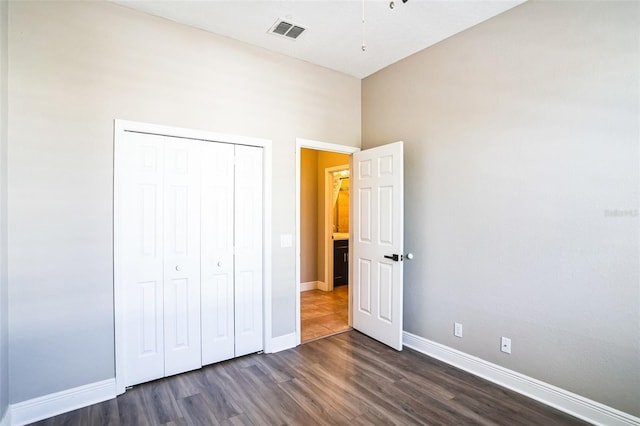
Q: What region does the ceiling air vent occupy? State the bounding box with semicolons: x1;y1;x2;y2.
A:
269;18;307;40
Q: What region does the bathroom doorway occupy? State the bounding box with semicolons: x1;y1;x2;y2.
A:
299;147;352;342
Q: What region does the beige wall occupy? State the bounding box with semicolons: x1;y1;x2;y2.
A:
7;0;360;403
300;148;318;283
363;0;639;416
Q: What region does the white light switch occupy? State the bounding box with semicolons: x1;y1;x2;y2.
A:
280;234;293;248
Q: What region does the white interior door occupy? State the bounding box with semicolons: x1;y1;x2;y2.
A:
201;142;236;365
162;137;202;376
234;145;264;357
121;132;165;386
352;141;404;351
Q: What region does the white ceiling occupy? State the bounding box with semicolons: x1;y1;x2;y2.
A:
114;0;526;79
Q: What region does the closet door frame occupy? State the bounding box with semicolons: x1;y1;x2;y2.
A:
113;119;272;395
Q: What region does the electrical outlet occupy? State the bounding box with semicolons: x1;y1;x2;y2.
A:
501;336;511;354
454;322;463;338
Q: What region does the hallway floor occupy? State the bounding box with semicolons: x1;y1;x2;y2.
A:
301;285;350;342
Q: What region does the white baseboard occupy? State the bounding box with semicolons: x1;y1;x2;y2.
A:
403;332;640;426
9;379;116;426
300;281;319;292
0;409;10;426
317;281;329;291
266;331;297;353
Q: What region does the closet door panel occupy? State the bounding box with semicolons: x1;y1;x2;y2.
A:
201;142;235;365
120;132;165;386
163;138;202;376
234;145;263;357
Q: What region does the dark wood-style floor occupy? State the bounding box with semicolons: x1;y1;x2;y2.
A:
32;331;589;426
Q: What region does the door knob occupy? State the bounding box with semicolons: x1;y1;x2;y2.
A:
384;254;402;262
217;261;223;267
175;265;182;271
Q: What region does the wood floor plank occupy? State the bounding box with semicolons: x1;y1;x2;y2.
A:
116;387;153;426
138;380;183;425
306;358;433;425
235;363;320;426
198;365;243;422
32;331;591;426
270;357;370;420
203;363;281;425
351;407;397;426
214;361;306;425
176;393;220;426
253;352;295;384
219;414;255;426
166;369;209;400
87;398;120;426
277;378;353;426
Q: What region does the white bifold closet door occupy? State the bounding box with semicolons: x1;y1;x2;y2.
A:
121;132;202;386
201;144;263;365
120;131;263;387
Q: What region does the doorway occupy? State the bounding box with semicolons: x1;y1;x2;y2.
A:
296;138;405;351
295;139;359;344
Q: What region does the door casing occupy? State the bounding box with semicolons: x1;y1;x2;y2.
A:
295;138;359;345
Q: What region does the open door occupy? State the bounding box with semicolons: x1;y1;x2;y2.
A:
352;141;404;350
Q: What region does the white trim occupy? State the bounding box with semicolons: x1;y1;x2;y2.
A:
9;379;115;426
295;138;360;346
296;138;360;154
316;281;329;292
300;281;321;292
113;119;126;395
403;332;640;426
114;120;271;148
113;119;273;393
266;332;298;353
262;138;273;354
